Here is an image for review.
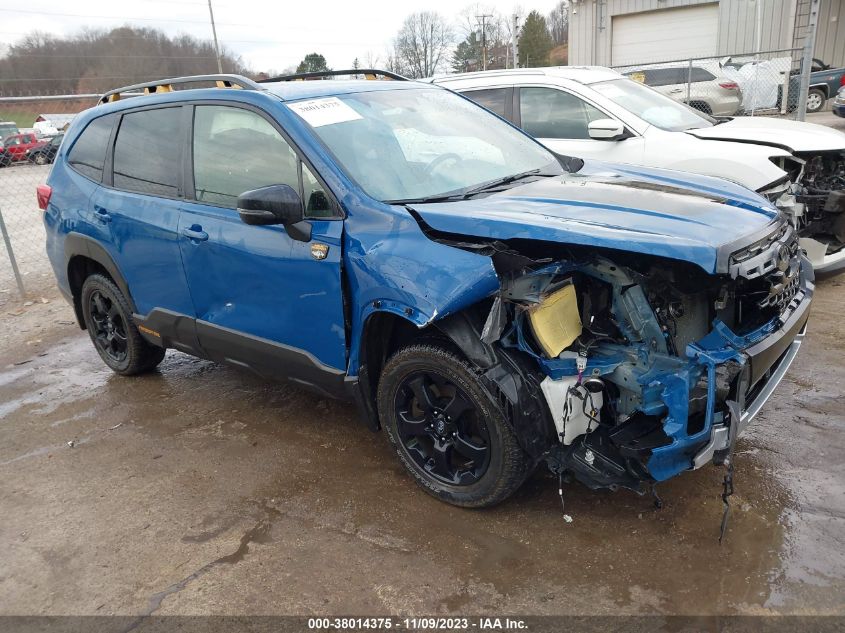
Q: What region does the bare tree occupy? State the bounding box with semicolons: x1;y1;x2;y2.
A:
394;11;453;79
364;51;381;69
0;26;250;97
547;1;569;46
384;43;407;76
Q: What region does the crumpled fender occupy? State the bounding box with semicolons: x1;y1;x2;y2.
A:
344;201;499;375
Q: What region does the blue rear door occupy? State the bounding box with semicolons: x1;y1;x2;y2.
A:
94;104;200;354
178;103;347;395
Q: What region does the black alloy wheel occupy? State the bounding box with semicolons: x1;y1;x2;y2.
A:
378;344;530;507
88;289;129;364
393;370;490;485
80;274;166;375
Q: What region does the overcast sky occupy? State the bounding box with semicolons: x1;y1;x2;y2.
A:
0;0;561;72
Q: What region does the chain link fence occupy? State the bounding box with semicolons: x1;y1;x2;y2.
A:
0;97;92;307
613;48;814;120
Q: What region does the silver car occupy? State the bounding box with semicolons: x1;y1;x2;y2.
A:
621;61;742;116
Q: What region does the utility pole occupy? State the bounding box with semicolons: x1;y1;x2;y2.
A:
477;14;493;71
512;14;520;69
207;0;223;73
797;0;820;121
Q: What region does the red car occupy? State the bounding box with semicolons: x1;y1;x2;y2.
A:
0;132;46;165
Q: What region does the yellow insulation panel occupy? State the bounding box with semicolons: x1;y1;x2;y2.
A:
527;284;582;358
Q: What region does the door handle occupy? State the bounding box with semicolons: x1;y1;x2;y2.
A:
182;225;208;242
93;206;111;223
669;88;684;94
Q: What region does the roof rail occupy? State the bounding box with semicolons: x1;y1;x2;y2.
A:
259;69;408;83
98;74;263;105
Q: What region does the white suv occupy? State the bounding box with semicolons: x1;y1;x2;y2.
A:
429;67;845;273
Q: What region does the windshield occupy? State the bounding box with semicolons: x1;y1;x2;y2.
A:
289;87;562;202
591;79;716;131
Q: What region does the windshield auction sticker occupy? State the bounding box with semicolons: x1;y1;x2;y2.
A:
288;97;363;127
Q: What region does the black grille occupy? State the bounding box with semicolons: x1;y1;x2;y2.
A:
729;221;803;328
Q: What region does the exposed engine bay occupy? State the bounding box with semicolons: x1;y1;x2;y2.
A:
770;151;845;264
428;216;810;496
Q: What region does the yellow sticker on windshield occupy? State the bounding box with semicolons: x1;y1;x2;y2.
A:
630;72;646;84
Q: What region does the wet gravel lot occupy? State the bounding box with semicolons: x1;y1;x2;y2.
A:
0;275;843;617
1;111;844;617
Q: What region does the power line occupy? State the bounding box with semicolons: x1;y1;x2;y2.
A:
8;54;219;59
0;8;257;27
0;30;375;46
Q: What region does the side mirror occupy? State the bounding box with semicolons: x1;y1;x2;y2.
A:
237;184;303;226
237;184;312;242
588;119;626;141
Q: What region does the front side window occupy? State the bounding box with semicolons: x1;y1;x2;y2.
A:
519;87;606;139
113;108;181;197
192;105;300;208
463;88;509;118
67;114;116;182
292;87;560;203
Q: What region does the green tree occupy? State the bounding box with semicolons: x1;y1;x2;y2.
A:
518;11;553;67
451;31;480;73
296;53;329;74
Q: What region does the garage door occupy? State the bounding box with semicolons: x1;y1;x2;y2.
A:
611;4;719;66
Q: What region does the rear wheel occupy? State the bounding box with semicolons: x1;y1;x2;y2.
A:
377;344;529;508
807;89;826;113
80;274;165;375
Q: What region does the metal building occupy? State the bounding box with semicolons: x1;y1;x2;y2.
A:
568;0;845;67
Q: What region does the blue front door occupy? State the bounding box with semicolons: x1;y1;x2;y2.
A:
178;103;347;395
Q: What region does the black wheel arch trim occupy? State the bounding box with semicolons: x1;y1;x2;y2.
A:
355;305;557;459
64;232;137;328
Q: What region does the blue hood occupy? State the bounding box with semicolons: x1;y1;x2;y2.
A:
409;161;780;274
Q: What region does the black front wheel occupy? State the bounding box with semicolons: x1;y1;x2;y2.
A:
80;274;165;375
378;344;529;507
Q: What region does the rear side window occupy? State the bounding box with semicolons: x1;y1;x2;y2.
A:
464;88;509;118
67;115;116;182
690;68;716;82
641;68;685;87
113;108;182;197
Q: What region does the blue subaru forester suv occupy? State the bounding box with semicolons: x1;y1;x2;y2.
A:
41;71;812;510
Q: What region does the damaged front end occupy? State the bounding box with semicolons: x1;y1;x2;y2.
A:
769;151;845;272
446;219;813;494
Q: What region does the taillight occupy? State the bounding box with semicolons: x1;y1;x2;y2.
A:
840;75;845;87
719;81;739;90
36;184;52;210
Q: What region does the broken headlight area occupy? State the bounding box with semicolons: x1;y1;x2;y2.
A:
769;152;845;263
479;239;806;494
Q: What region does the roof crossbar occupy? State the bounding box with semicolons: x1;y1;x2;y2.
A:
98;74;263;105
259;69;408;83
